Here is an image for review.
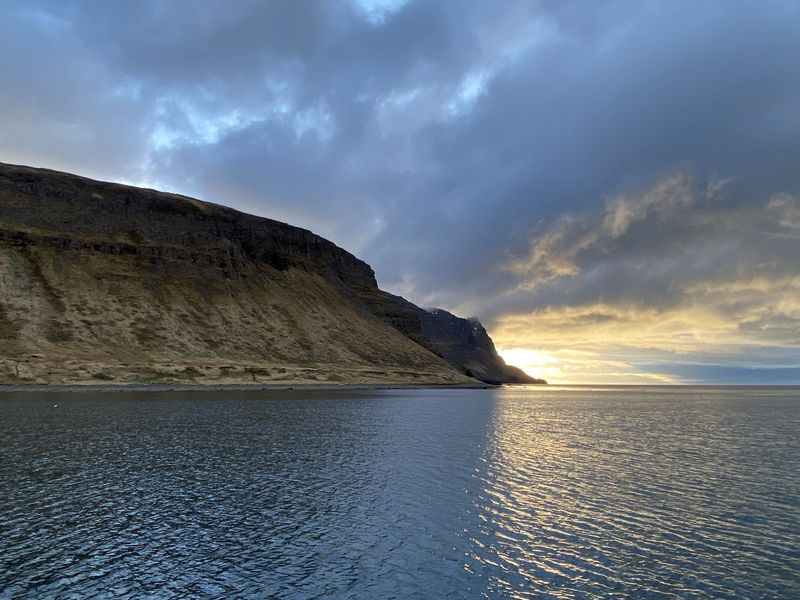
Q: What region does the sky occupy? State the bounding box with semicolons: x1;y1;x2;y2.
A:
2;0;800;384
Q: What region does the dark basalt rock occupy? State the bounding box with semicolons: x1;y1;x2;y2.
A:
0;163;377;289
381;293;546;384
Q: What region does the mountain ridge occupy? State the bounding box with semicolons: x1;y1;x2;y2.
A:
0;162;544;386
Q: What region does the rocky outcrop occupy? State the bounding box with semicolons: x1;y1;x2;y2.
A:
0;162;542;386
383;294;545;384
0;163;377;288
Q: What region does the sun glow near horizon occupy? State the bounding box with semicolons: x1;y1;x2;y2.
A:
496;344;682;384
489;299;774;384
496;348;563;382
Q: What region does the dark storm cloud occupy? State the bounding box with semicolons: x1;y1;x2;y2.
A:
2;0;800;381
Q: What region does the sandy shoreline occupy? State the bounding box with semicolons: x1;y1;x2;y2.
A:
0;382;495;393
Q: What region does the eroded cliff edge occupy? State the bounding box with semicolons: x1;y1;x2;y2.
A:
384;295;546;385
0;162;544;386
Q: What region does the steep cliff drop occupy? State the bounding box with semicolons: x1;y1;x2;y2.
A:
382;294;546;384
0;162;544;386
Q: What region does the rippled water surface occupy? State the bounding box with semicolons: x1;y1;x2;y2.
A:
1;386;799;598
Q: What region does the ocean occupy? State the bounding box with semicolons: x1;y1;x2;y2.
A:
1;386;798;598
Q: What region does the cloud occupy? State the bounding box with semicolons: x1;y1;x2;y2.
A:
503;174;711;286
490;176;800;382
1;0;800;381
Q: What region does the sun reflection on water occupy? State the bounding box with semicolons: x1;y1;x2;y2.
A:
463;387;800;597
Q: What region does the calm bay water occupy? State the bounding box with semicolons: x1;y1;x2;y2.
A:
1;386;798;598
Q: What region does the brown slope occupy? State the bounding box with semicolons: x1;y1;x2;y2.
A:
0;162;474;386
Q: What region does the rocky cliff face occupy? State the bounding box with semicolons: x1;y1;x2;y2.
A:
384;294;546;384
0;163;542;386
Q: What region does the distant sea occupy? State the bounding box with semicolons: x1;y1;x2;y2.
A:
2;386;798;598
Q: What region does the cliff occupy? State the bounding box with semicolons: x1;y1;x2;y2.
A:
384;295;546;384
0;162;543;386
